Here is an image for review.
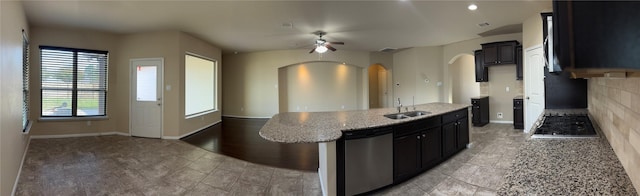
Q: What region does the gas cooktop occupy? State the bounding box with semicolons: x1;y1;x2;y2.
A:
532;113;597;138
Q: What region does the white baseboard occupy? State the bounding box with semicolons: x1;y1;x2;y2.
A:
222;115;271;119
490;120;514;124
162;120;221;140
11;137;31;196
30;131;129;139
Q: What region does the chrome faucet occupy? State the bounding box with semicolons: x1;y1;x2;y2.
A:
397;98;402;113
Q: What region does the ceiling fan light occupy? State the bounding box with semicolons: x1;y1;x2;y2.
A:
315;45;328;53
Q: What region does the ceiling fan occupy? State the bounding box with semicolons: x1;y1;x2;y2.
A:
309;31;344;54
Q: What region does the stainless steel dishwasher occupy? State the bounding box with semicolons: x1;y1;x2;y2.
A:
343;127;393;195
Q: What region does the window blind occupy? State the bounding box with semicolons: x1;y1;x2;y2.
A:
40;46;108;117
22;30;29;131
185;54;216;117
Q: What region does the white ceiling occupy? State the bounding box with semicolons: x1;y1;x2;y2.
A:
22;0;551;54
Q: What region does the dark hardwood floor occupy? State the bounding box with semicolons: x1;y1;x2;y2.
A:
181;117;319;171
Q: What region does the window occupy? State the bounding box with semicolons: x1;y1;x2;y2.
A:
22;30;30;131
40;46;108;117
185;53;216;118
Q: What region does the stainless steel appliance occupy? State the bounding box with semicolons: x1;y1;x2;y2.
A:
343;127;393;195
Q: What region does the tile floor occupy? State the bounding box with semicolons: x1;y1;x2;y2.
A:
13;124;534;195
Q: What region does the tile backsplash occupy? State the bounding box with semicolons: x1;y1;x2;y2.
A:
588;77;640;191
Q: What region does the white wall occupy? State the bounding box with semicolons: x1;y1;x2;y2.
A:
450;54;479;104
280;62;360;112
0;1;30;195
392;46;444;106
222;49;371;117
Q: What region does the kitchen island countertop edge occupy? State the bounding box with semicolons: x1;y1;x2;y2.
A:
259;102;470;143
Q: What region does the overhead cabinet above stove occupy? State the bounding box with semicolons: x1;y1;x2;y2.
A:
481;40;519;66
553;0;640;76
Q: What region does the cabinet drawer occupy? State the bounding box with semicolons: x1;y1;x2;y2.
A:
394;121;423;137
394;116;441;137
442;109;468;124
513;99;523;109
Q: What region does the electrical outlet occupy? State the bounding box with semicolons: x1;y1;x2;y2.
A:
497;112;503;119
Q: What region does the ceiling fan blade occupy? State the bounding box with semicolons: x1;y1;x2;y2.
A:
309;47;316;53
328;42;344;45
326;45;337;51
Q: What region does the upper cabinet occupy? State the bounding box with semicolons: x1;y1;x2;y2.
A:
516;45;523;80
474;50;488;82
481;41;519;66
554;0;640;76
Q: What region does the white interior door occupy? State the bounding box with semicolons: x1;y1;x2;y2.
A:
130;58;163;138
524;45;545;133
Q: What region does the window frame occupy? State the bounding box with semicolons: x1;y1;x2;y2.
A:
39;45;109;119
184;52;217;119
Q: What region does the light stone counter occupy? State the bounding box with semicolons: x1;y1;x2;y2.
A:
259;102;470;143
259;102;469;196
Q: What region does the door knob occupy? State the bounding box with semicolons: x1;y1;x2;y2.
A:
526;97;530;100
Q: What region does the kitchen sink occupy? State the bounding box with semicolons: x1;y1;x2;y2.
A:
383;114;409;120
384;111;431;119
403;111;431;117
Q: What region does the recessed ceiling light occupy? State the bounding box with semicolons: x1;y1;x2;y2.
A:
468;4;478;11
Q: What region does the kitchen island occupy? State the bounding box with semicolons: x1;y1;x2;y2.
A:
259;102;470;196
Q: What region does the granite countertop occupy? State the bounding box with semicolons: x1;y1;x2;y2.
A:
498;123;637;195
514;95;523;99
498;108;637;194
259;102;470;143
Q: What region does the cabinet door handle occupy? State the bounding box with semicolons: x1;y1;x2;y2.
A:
422;134;426;137
514;107;517;109
417;135;421;140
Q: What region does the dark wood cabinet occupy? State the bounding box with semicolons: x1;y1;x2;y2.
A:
457;119;469;150
441;122;457;158
471;97;489;127
513;98;524;129
442;109;468;158
474;50;488;82
481;41;519;66
554;1;640;72
516;45;523;80
393;116;442;182
420;127;442;169
393;131;421;181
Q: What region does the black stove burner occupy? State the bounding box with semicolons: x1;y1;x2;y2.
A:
533;114;596;136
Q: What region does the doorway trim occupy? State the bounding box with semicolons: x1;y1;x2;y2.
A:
129;58;164;138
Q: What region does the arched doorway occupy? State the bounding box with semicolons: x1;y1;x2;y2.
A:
368;64;389;108
449;54;479;104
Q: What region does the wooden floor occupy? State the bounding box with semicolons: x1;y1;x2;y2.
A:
182;117;319;171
